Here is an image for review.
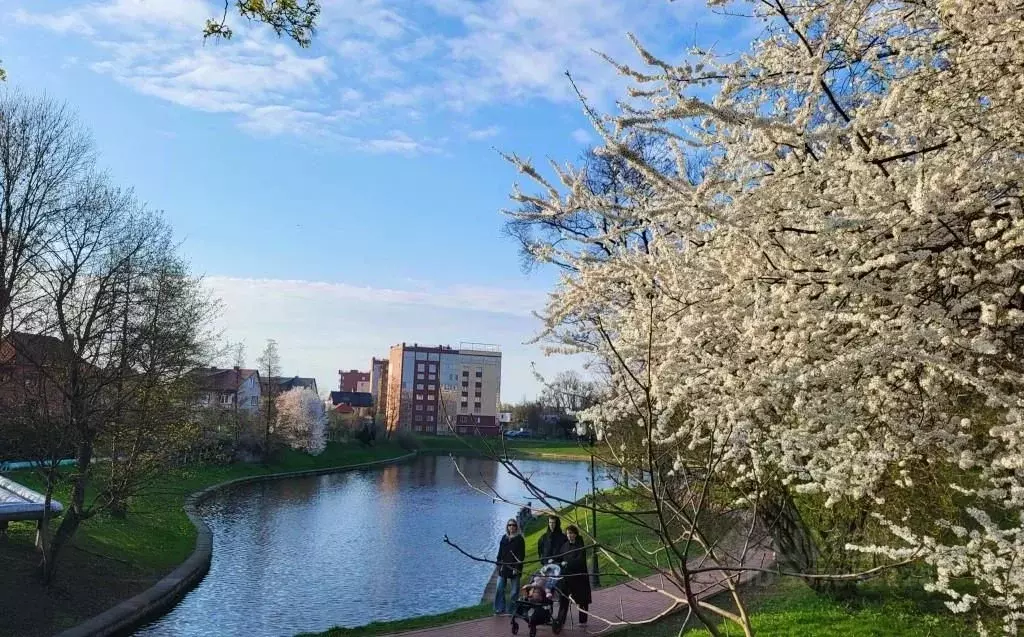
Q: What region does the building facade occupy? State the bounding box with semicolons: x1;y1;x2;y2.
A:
369;357;388;413
384;342;501;436
338;369;371;393
193;367;261;413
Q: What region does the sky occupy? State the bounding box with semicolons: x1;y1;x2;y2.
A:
1;0;751;401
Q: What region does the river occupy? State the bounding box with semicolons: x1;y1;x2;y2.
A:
134;454;610;637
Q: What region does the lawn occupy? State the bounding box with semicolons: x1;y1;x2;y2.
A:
615;577;972;637
414;434;596;460
0;441;411;637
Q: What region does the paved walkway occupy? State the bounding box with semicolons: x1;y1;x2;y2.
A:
385;537;777;637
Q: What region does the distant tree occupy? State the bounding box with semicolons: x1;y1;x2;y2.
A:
539;371;600;415
230;341;246;368
275;387;326;455
257;338;280;459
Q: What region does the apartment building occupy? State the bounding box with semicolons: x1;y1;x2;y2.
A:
369;357;388;412
338;369;371;393
384;342;501;436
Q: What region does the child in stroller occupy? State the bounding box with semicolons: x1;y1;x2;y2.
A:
511;564;562;636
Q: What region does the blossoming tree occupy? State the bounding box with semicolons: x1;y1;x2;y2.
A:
274;387;326;455
505;0;1024;633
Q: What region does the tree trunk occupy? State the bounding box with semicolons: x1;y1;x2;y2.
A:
40;437;93;584
757;489;822;586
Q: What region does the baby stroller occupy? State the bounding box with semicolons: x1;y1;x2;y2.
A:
511;563;562;636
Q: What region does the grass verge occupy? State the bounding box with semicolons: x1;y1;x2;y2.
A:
414;435;596;460
616;577;972;637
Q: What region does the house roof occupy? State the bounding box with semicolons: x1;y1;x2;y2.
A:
192;367;259;392
0;332;67;367
261;376;318;394
329;391;373;408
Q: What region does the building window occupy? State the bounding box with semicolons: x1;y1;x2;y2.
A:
428;374;436;380
417;363;425;371
415;393;423;400
221;393;232;405
462;370;469;377
475;370;482;378
461;402;468;408
415;404;423;411
416;383;424;390
201;393;210;404
427;415;434;422
417;373;425;380
461;381;468;388
474;402;481;409
461;391;468;397
427;384;435;391
250;396;258;406
474;392;481;398
427;404;435;411
475;381;482;388
415;414;423;422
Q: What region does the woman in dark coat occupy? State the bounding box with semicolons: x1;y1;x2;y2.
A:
537;515;567;565
494;518;526;615
554;524;592;627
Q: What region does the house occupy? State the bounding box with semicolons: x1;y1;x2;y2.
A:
260;376;319;399
329;390;373;416
0;332;73;412
192;367;261;412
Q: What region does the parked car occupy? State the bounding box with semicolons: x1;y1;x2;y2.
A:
503;429;533;439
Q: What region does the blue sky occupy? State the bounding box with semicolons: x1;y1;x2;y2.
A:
1;0;748;400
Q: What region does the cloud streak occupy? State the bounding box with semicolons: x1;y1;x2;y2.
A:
9;0;741;151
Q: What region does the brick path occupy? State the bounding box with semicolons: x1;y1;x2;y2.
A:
384;536;776;637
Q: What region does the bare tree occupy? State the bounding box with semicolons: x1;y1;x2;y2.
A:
257;338;281;460
0;90;93;332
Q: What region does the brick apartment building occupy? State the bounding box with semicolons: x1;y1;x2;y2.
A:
384;342;501;436
338;369;370;393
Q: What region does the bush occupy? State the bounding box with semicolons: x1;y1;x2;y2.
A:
394;429;420;451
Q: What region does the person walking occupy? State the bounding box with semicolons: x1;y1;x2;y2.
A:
555;524;592;628
537;515;567;565
494;518;526;615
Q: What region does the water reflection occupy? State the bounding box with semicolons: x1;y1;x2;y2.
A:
134;455;610;637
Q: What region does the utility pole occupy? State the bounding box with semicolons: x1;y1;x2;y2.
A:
590;450;600;588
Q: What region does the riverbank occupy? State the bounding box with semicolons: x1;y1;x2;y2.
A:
413;435;597;461
0;442;412;637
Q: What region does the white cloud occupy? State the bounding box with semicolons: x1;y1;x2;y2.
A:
12;8;95;35
11;0;743;150
204;276;582;400
468;125;501;141
571;128;592;144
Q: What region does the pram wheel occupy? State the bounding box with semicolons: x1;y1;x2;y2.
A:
511;619;519;634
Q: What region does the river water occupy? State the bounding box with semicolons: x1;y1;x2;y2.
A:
134;454;610;637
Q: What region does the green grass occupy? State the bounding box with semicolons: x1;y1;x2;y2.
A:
414;435;596;459
616;577;972;637
4;441;410;571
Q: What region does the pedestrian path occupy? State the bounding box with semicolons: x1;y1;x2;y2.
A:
383;539;776;637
